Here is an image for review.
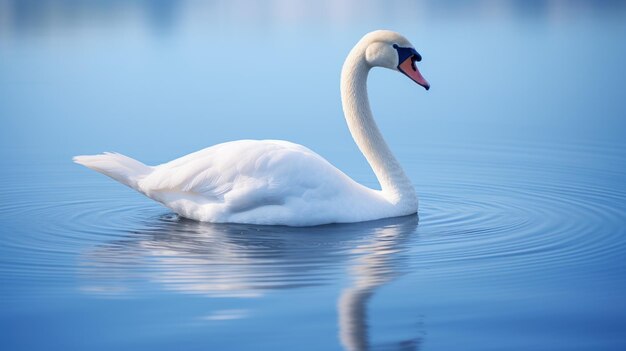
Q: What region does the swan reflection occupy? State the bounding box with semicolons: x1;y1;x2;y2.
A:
80;214;420;349
338;217;421;351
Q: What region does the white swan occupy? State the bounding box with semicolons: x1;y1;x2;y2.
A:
74;30;429;226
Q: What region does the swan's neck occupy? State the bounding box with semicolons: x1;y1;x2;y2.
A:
341;45;417;209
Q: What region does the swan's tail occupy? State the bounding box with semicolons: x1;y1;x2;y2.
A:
73;152;152;190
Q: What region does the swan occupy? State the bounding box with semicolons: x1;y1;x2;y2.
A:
74;30;430;226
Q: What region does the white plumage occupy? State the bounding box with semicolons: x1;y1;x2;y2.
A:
74;30;428;226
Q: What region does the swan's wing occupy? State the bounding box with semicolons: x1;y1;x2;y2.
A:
139;140;355;208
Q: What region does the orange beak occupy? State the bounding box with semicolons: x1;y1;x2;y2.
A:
399;56;430;90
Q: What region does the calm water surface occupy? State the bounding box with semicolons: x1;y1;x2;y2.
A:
1;1;626;350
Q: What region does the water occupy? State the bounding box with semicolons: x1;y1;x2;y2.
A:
1;1;626;350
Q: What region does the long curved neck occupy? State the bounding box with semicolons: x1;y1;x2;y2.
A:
341;44;417;208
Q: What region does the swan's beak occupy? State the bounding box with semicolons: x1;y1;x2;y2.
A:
399;56;430;91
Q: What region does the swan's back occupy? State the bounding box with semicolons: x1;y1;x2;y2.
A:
138;140;389;226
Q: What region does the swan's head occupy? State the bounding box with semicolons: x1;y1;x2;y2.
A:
362;30;430;90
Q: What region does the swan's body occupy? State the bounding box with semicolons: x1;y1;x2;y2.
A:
74;30;429;226
77;141;400;226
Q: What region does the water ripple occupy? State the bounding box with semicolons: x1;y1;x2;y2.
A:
0;141;624;298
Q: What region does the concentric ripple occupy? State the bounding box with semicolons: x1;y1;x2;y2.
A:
0;140;625;299
411;141;626;284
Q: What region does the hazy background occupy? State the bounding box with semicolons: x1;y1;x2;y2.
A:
1;1;626;351
1;0;625;168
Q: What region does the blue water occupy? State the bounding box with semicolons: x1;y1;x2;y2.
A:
1;1;626;350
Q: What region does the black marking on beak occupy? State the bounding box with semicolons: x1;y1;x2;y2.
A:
393;44;430;90
393;44;421;63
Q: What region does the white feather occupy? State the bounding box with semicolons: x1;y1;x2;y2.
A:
73;152;152;190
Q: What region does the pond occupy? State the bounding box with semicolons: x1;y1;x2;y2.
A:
1;1;625;350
